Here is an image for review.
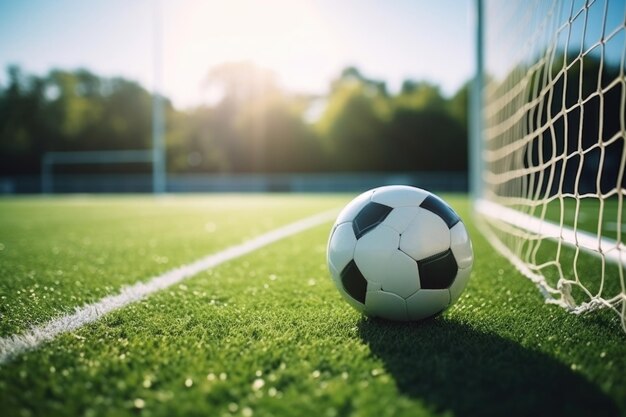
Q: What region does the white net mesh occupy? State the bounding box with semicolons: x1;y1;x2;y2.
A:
477;0;626;331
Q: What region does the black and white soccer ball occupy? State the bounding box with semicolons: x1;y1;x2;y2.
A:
327;185;473;321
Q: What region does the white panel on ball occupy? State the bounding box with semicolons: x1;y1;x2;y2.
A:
354;225;400;285
327;223;357;273
382;250;420;299
450;222;474;269
449;267;471;304
399;209;451;260
406;289;450;321
381;206;420;234
371;185;428;207
365;290;408;321
334;190;374;224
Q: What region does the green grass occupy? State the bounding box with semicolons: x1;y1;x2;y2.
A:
538;196;625;243
0;195;345;336
499;196;625;303
0;194;625;417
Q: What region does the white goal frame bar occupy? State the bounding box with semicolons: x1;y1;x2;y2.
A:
41;150;155;194
476;199;626;268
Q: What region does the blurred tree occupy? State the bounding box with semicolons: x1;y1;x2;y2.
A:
254;95;326;173
397;80;446;111
316;69;390;171
0;63;471;177
47;69;104;145
331;66;388;97
387;106;467;171
386;79;467;172
166;106;231;173
203;61;279;172
523;51;624;194
448;81;470;129
0;66;50;174
0;67;156;175
202;61;326;173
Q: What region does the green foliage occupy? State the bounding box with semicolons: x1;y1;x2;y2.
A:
0;63;469;175
316;71;466;172
384;81;467;171
448;81;470;129
511;50;625;195
0;67;156;174
0;66;50;172
316;80;389;171
396;81;445;110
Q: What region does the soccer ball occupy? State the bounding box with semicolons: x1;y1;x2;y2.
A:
327;185;473;321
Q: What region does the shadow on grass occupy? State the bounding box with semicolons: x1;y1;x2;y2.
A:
358;317;619;417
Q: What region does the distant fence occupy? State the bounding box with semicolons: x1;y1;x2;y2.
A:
0;172;468;194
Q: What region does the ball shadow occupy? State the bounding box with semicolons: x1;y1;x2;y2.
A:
357;317;619;417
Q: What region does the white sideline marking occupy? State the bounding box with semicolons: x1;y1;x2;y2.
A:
476;199;625;266
0;209;338;364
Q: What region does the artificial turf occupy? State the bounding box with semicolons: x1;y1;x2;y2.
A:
0;195;345;336
539;196;624;242
0;194;624;417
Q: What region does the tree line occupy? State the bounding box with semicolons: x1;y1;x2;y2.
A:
516;52;624;195
0;62;469;176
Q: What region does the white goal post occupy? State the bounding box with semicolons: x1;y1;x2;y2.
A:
473;0;626;331
41;150;156;193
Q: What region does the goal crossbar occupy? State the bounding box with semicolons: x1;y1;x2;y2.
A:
41;150;154;193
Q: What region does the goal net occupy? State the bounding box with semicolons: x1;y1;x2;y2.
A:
475;0;626;331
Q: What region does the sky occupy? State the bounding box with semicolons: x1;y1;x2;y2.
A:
0;0;474;109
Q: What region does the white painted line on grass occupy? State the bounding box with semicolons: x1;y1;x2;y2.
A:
0;209;338;365
476;199;625;266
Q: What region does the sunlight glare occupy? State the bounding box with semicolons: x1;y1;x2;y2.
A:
164;0;340;105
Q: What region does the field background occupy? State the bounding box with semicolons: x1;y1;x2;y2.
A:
0;194;624;417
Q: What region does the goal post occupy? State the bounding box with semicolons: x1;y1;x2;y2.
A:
41;150;156;193
40;2;166;195
470;0;484;201
473;0;626;331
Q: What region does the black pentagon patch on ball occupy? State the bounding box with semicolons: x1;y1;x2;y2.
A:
340;260;368;304
419;195;460;228
417;249;458;289
352;202;393;239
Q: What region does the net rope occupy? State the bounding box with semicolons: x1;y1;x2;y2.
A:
477;0;626;331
